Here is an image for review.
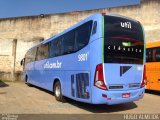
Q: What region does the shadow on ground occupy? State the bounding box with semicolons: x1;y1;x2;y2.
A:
29;83;138;113
0;80;9;87
145;89;160;96
65;98;137;113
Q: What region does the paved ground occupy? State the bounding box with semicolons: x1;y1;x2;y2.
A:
0;81;160;114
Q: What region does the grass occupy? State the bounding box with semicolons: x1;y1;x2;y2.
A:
0;80;12;82
0;80;9;87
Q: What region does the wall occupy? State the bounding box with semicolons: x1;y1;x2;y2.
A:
0;0;159;81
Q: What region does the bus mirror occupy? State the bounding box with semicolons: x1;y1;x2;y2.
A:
20;58;24;66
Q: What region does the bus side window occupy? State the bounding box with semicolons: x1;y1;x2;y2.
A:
155;47;160;62
20;58;25;66
36;44;49;61
92;21;97;35
49;40;56;58
62;31;75;55
25;48;37;65
25;51;31;65
75;21;92;51
146;48;152;62
49;37;63;58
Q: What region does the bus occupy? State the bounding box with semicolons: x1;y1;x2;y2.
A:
146;41;160;91
22;14;146;105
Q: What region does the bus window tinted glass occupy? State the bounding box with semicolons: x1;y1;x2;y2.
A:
147;47;160;62
155;48;160;62
25;47;37;65
49;38;62;57
104;15;144;64
92;21;97;35
63;31;75;55
146;49;152;62
37;44;48;61
76;21;92;50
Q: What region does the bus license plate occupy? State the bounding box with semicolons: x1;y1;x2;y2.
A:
122;93;130;98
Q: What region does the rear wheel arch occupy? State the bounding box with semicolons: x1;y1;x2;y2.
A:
53;78;60;91
53;78;65;102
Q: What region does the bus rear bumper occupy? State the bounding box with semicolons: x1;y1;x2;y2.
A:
91;87;145;105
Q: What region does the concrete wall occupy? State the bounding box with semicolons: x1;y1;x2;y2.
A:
0;0;159;81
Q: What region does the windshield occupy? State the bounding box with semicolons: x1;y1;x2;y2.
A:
104;15;144;64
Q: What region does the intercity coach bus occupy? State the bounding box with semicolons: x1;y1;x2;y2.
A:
22;14;146;105
146;41;160;91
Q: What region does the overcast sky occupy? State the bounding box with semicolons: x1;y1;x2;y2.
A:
0;0;140;18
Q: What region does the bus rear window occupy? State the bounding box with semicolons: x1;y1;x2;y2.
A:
104;15;144;64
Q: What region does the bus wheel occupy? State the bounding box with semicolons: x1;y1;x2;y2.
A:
54;81;65;102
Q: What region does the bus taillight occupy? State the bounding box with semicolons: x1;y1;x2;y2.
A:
94;64;108;90
141;65;147;88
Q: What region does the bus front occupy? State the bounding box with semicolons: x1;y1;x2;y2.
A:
92;15;146;105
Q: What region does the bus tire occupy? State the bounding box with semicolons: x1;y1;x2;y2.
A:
54;81;65;102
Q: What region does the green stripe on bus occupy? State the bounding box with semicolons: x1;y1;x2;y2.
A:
102;16;104;63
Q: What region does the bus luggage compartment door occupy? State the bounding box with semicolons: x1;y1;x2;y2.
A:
103;64;143;91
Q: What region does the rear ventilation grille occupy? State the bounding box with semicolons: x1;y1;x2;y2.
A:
71;73;90;99
76;73;89;99
109;85;123;89
71;75;75;97
129;83;140;88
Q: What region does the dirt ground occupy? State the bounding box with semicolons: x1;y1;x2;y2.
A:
0;81;160;114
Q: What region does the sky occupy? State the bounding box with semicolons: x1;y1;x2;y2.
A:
0;0;140;19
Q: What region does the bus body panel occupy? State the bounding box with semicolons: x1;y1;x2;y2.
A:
59;46;91;103
25;62;36;85
89;38;145;104
146;62;160;91
146;41;160;91
26;45;92;103
91;14;145;104
104;64;143;91
91;87;144;105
